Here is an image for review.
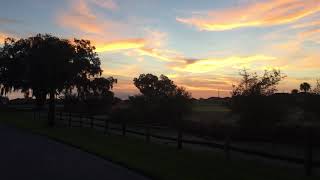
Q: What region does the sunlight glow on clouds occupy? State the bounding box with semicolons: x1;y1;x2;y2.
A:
0;33;6;43
1;0;320;98
172;55;277;73
95;38;145;52
177;0;320;31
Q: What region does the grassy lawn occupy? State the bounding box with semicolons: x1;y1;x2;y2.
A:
0;110;317;180
192;103;231;113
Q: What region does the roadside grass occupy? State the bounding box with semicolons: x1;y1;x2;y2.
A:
0;110;317;180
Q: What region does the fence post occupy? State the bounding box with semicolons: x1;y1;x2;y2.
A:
68;112;71;128
33;110;35;121
145;125;150;143
79;114;83;128
271;127;276;151
177;129;183;149
304;127;313;176
177;114;183;149
104;118;109;135
224;134;231;160
122;121;126;136
38;110;40;120
60;112;62;122
90;116;94;128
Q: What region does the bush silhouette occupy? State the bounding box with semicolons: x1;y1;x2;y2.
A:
131;74;192;126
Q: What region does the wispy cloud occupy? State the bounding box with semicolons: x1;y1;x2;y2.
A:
133;48;185;62
177;0;320;31
0;17;20;25
56;0;122;35
298;28;320;39
172;55;277;73
90;0;118;10
57;0;103;34
290;20;320;29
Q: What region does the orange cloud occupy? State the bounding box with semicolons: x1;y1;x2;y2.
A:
292;54;320;69
93;29;187;63
94;31;171;55
95;38;145;52
171;75;237;98
177;0;320;31
101;65;140;98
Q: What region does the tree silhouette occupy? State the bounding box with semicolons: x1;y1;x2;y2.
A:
232;69;284;96
312;79;320;95
0;34;111;126
300;82;311;93
132;74;192;126
133;74;177;98
231;69;286;128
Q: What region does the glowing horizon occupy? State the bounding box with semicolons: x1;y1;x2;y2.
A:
1;0;319;99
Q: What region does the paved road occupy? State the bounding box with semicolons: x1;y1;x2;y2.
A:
0;125;150;180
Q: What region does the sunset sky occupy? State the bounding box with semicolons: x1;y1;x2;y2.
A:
0;0;319;98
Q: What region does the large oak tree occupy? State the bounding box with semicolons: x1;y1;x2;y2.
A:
0;34;114;126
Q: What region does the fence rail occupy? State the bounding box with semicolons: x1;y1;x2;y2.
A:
31;110;319;176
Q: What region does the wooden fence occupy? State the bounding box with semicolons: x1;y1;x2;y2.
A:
33;110;319;176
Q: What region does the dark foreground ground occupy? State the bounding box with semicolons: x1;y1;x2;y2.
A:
0;125;150;180
1;110;319;180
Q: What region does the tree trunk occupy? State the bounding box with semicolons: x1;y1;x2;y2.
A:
177;112;183;149
48;90;55;127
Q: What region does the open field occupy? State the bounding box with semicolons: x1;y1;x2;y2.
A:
0;110;318;180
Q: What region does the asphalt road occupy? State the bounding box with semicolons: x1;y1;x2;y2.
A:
0;125;150;180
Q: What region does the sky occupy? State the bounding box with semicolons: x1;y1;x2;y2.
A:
0;0;319;99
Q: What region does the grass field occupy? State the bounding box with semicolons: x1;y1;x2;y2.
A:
188;102;233;125
0;110;318;180
192;102;231;112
